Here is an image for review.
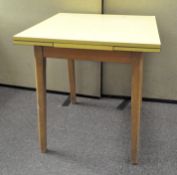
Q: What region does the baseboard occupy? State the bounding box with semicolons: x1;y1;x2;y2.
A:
0;83;100;99
0;83;177;104
102;94;177;104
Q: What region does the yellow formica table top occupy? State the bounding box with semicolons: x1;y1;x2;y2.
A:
13;13;161;52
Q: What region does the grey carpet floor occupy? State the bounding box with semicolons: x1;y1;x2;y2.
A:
0;86;177;175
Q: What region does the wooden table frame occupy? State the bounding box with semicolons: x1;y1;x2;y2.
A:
34;46;143;164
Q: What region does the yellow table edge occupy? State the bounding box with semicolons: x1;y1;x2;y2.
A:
13;40;53;47
13;35;160;48
13;39;160;52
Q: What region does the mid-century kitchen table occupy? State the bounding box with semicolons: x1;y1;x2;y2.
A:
13;13;161;164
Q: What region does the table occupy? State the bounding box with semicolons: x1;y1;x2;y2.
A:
13;13;161;164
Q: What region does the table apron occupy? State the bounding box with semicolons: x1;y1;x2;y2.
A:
42;46;143;64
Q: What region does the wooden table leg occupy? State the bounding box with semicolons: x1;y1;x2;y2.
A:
34;46;47;153
131;53;144;164
68;59;76;104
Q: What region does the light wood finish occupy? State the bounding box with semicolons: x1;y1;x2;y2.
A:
34;46;47;153
131;53;144;164
68;59;76;103
13;13;161;52
42;47;143;164
43;47;133;64
13;13;161;164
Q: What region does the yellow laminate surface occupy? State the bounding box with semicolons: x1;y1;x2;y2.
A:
13;13;161;52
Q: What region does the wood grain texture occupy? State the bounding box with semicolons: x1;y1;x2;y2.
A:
33;46;144;164
12;12;158;164
34;46;47;153
68;59;76;104
43;47;133;64
131;53;144;164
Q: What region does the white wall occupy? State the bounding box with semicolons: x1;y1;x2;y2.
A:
0;0;101;96
103;0;177;100
1;0;177;100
